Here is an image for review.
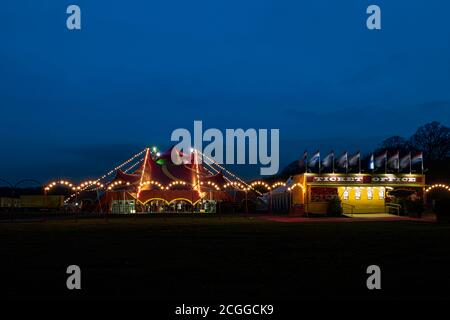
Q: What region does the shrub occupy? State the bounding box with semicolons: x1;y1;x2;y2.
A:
404;199;425;217
327;197;343;217
396;198;424;216
435;198;450;223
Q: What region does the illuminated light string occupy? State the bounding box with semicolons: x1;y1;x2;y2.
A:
250;181;271;191
107;180;131;190
45;180;105;192
45;180;75;192
287;183;304;192
202;162;219;175
65;148;147;203
137;148;151;199
62;147;273;202
425;184;450;192
200;153;248;186
200;181;221;191
124;157;144;173
166;180;190;190
201;152;248;186
84;158;145;192
78;181;104;192
203;167;221;181
271;182;286;189
98;148;147;182
140;180;164;189
202;161;241;193
200;157;223;176
193;149;202;196
182;150;251;194
223;181;247;191
198;150;260;194
140;180;221;191
203;167;215;176
202;160;232;185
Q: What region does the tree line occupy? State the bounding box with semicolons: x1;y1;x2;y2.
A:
278;121;449;179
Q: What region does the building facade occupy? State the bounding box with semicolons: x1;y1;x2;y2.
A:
273;173;425;214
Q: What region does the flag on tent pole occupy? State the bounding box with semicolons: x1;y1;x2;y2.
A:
309;150;320;172
349;151;361;173
369;153;375;171
375;150;388;172
388;151;400;172
298;150;308;172
400;152;411;173
322;151;334;172
337;151;348;173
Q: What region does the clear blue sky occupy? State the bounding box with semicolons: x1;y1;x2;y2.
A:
1;0;449;182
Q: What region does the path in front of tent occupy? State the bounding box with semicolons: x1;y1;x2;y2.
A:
257;213;436;223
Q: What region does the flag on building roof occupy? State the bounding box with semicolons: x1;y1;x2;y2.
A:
375;150;387;168
298;150;308;167
400;152;411;169
337;151;348;168
308;150;320;167
388;151;400;170
369;153;375;170
349;151;360;167
412;152;423;164
322;151;334;168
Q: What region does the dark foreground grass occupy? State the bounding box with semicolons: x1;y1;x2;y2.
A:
1;216;450;301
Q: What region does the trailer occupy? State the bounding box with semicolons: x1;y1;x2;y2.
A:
19;195;65;211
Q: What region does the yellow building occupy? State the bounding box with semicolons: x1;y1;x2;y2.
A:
279;173;426;215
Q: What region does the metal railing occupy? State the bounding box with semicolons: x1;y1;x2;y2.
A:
341;203;355;217
385;203;401;216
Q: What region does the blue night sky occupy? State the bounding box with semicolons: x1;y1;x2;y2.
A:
1;0;450;183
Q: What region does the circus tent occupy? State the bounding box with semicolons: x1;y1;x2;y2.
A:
103;146;230;211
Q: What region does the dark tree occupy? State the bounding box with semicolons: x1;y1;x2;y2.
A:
379;135;410;153
409;121;450;160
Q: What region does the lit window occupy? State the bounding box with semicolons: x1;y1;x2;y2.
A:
355;188;361;200
378;188;385;200
343;188;349;200
367;188;373;200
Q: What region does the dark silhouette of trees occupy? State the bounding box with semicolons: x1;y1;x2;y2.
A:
378;135;411;154
410;121;450;161
374;122;449;161
277;121;449;180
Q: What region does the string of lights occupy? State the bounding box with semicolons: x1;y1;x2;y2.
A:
193;149;202;196
287;183;304;192
249;181;271;191
60;147;276;203
223;181;247;191
137;148;150;198
198;150;255;192
124;157;144;173
200;181;221;191
107;180;132;190
271;181;286;189
425;184;450;192
140;180;164;189
202;160;234;185
64;148;147;203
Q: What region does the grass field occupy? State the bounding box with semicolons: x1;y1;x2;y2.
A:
1;216;450;301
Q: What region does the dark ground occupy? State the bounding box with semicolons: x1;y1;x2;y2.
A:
1;216;450;303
